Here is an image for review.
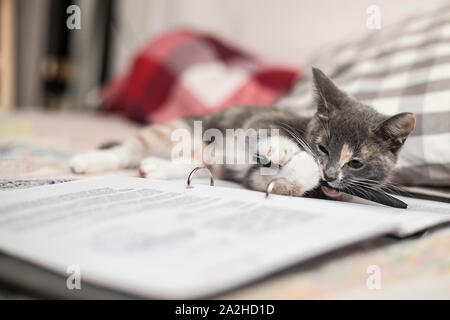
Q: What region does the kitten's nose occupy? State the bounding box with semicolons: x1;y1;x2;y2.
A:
324;168;337;182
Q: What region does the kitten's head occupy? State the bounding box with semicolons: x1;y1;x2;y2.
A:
306;68;415;196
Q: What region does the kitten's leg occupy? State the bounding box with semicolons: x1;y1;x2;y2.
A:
70;119;191;174
138;157;202;179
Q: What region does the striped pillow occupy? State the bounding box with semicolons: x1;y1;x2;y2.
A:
277;3;450;186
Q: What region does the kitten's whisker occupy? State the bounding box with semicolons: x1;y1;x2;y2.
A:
380;183;410;197
277;122;315;157
353;177;407;195
351;178;386;189
348;181;376;190
348;179;378;189
347;180;384;195
348;178;411;198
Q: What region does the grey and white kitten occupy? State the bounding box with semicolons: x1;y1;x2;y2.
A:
70;68;415;198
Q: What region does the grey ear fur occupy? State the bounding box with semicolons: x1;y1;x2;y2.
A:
375;112;416;152
312;67;352;117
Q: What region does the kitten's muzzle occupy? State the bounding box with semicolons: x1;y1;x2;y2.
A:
324;167;338;182
320;180;342;197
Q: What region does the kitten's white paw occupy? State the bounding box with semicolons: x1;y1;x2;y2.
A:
70;151;121;174
258;135;299;166
139;158;170;179
284;152;320;192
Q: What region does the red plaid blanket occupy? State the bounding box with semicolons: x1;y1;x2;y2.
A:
101;29;300;123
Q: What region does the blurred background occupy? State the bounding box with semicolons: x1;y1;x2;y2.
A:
1;0;443;112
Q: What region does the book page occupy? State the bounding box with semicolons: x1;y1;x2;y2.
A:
334;191;450;236
194;178;450;237
386;196;450;236
0;176;395;298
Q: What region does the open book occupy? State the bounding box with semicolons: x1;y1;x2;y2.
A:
0;175;449;298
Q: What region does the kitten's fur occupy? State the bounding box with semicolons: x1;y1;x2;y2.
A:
70;68;415;197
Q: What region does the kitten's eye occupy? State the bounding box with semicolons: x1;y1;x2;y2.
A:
318;144;329;155
348;159;363;169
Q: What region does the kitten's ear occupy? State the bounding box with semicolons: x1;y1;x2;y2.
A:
375;112;416;153
312;67;351;117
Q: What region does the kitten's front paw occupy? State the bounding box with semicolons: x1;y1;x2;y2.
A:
70;151;120;174
257;135;299;166
139;158;170;179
